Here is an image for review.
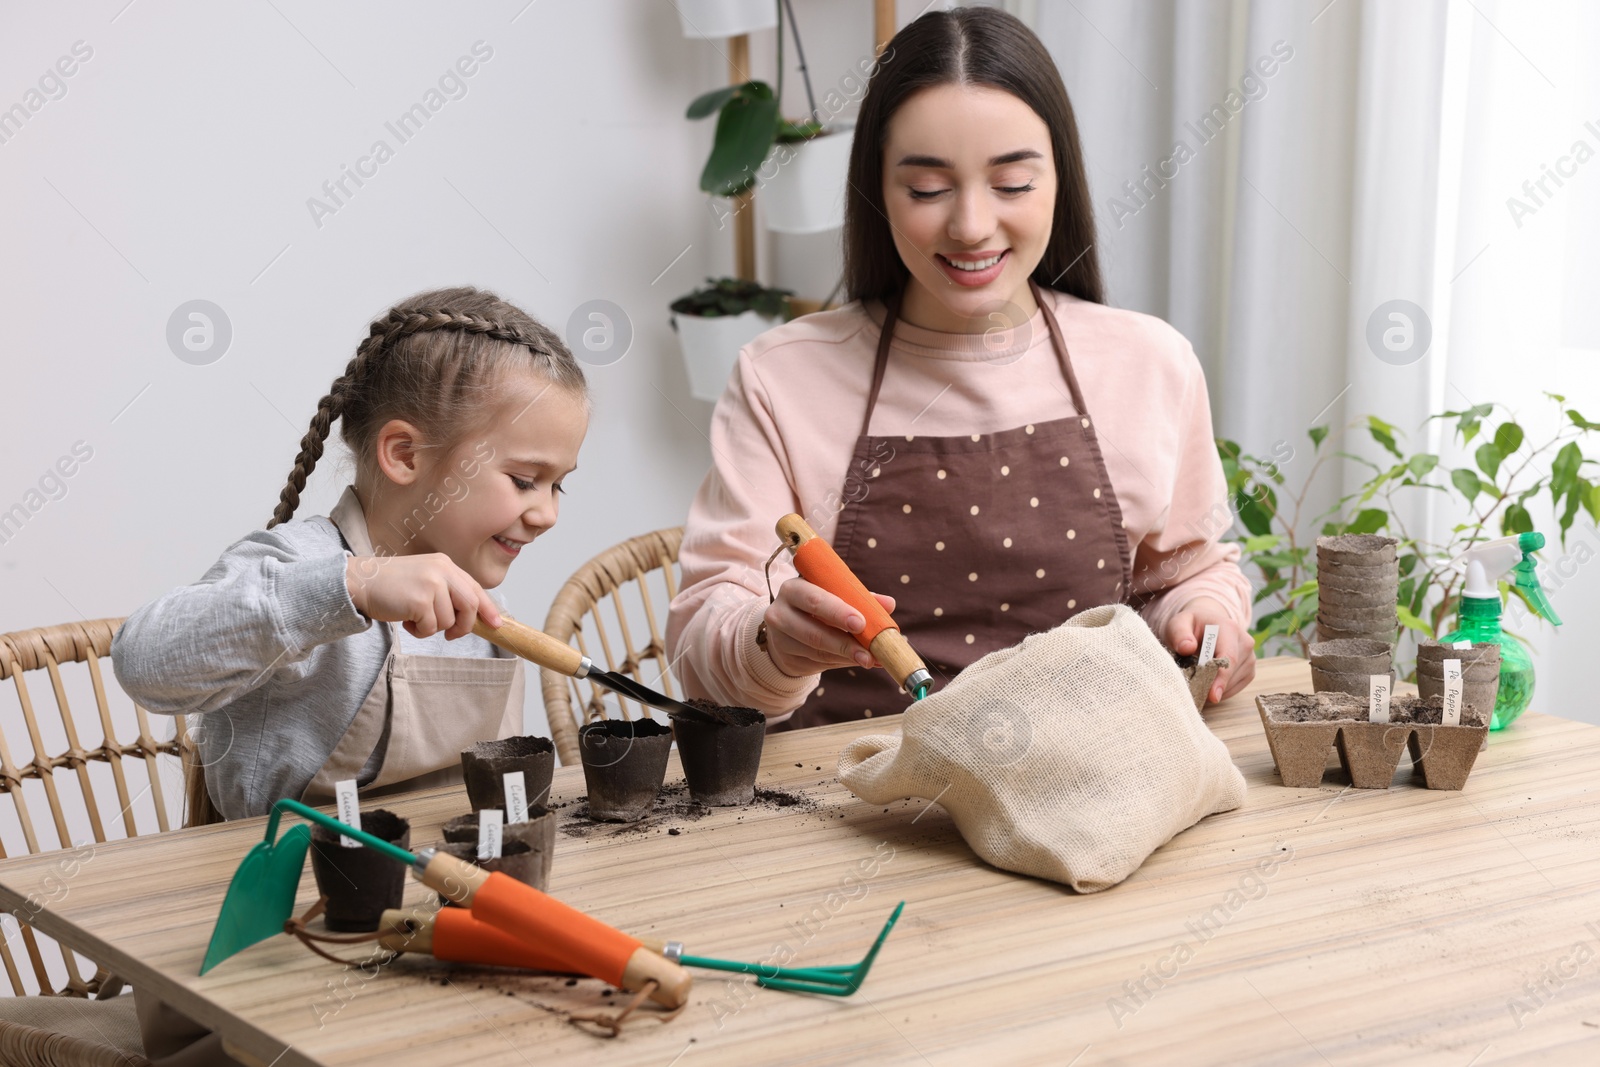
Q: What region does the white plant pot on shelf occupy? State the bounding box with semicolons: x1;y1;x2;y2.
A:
677;0;776;39
762;121;855;235
673;309;780;402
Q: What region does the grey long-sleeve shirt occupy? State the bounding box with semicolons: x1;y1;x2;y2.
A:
111;511;512;820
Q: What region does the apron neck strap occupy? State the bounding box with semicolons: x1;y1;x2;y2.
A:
860;281;1090;437
1027;278;1092;417
860;288;903;439
329;487;405;645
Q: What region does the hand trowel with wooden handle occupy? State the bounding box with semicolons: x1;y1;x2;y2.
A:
471;616;732;724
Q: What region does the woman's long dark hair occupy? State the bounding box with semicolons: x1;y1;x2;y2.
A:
843;7;1104;306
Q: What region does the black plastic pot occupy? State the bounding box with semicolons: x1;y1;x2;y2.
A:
674;703;765;806
441;808;556;892
578;718;673;821
460;736;555;813
309;809;411;933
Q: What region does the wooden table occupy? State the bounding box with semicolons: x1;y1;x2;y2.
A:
1;657;1598;1065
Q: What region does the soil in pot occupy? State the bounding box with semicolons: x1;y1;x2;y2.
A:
1261;691;1365;723
579;718;673;822
460;736;555;813
310;809;411;932
434;840;542;906
674;702;765;806
440;809;556;892
1420;671;1491;723
1173;652;1230;711
1256;692;1489;790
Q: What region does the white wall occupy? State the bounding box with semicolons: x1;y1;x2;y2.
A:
0;0;889;756
7;0;1587;810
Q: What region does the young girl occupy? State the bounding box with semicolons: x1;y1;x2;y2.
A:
667;8;1255;728
112;286;588;822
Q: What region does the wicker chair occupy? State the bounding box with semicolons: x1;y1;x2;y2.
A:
540;527;687;764
0;617;193;1064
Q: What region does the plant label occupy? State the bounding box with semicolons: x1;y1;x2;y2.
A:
1442;658;1464;726
334;778;362;848
1368;674;1391;723
504;771;529;825
1199;624;1219;666
1452;640;1473;650
478;809;503;861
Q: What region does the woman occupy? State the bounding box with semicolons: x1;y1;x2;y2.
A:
667;7;1254;729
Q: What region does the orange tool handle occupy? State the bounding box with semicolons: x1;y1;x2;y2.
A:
381;908;671;972
774;514;931;694
776;514;896;646
415;853;691;1008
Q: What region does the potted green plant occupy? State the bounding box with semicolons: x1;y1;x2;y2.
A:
670;277;792;401
685;0;850;232
1219;394;1600;681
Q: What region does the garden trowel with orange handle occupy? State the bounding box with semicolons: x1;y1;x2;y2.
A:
775;514;934;700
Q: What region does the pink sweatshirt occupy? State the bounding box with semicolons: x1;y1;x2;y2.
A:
666;287;1252;718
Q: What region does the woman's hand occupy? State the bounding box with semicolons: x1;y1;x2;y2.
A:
345;554;502;640
1165;597;1256;704
762;577;897;678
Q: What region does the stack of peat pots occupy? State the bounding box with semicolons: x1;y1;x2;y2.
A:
1416;639;1501;752
1316;535;1399;647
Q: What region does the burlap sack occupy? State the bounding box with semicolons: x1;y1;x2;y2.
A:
837;605;1247;892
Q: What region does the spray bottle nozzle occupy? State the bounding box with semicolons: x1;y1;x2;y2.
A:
1449;533;1562;627
1512;540;1562;627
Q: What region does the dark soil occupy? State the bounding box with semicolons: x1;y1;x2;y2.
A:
1263;691;1486;728
683;697;759;726
1263;692;1365;722
557;783;820;840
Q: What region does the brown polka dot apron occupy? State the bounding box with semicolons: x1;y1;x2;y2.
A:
777;280;1133;730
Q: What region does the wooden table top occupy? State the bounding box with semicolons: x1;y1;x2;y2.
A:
1;657;1597;1066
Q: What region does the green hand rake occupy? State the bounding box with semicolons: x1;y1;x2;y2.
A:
665;901;904;994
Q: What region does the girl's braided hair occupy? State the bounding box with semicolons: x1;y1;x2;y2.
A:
267;286;586;529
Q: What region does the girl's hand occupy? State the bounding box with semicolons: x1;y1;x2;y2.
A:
345;554;503;640
1166;597;1256;704
762;577;897;678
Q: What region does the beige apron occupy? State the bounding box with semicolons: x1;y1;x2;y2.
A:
302;486;525;802
138;488;524;1062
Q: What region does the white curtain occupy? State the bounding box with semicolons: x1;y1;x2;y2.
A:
1030;0;1600;723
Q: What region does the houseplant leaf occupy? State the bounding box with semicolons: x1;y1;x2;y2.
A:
700;82;780;197
687;84;743;120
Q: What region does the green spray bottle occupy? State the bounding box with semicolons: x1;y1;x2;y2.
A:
1440;532;1562;730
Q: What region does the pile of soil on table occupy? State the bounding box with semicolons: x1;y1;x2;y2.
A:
556;783;820;839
